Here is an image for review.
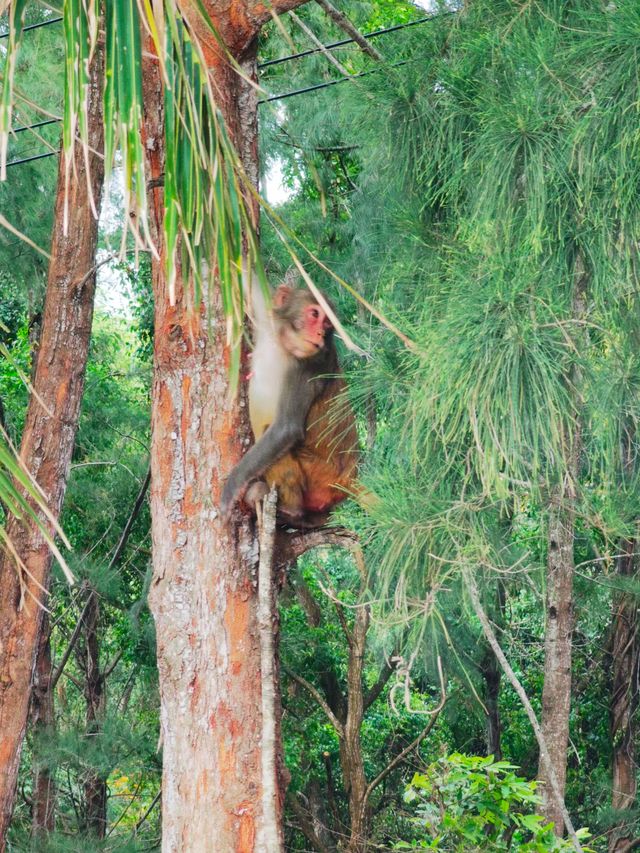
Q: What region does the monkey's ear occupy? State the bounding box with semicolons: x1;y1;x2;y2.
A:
274;284;293;308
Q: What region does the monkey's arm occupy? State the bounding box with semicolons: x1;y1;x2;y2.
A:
221;364;319;519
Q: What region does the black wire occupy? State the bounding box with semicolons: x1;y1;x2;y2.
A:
13;118;60;134
259;60;407;104
5;149;59;168
0;16;63;40
258;15;439;68
3;13;434;165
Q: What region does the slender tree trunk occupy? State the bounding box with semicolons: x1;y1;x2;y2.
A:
30;616;56;840
82;591;107;837
342;603;370;853
538;255;587;833
0;46;105;849
481;581;504;761
608;537;639;853
142;1;308;846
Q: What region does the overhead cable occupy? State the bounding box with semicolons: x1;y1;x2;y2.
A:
0;16;63;39
259;15;439;68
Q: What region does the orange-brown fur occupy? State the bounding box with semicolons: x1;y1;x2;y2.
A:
257;377;358;524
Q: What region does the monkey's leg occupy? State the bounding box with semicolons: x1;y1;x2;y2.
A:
264;453;307;521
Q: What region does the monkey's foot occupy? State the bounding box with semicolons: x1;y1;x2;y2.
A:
244;480;270;510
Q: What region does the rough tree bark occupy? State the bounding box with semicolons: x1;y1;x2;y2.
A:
0;47;105;849
609;540;639;853
142;2;311;849
537;255;588;833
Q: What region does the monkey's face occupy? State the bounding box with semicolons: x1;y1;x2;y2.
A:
279;300;333;360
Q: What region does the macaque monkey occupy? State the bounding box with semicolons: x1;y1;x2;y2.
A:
221;274;358;528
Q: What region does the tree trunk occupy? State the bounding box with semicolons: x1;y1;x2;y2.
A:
537;256;587;834
30;616;55;840
142;2;307;848
342;603;370;853
608;538;639;853
481;581;504;761
82;591;107;838
0;47;105;849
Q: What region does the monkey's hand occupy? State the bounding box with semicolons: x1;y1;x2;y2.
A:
220;471;244;522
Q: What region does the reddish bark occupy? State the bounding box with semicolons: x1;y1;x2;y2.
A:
142;2;312;848
0;49;105;849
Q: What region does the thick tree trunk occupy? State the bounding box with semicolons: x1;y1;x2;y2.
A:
30;616;55;839
143;2;309;846
0;48;105;849
538;256;587;834
608;539;639;853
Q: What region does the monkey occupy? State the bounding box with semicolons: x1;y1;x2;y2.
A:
220;276;359;528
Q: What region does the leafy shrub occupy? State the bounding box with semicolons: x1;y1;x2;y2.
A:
396;754;593;852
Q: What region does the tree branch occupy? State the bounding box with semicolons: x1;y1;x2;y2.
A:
275;526;358;568
284;666;345;737
286;792;334;853
465;569;585;853
364;659;396;711
290;11;352;77
314;0;383;61
50;466;150;691
364;709;442;806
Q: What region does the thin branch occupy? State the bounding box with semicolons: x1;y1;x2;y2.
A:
50;467;150;690
134;789;161;833
284;666;345;737
256;488;283;853
290;11;352;78
364;659;396;711
364;708;442;805
286;792;334;853
465;569;584;853
314;0;384;60
50;592;93;691
102;649;123;680
275;526;358;568
108;464;151;572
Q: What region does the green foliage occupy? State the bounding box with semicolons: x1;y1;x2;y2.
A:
398;754;593;852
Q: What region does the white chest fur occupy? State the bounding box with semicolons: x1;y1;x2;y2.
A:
249;325;290;438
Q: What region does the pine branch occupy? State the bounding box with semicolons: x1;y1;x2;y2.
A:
314;0;383;61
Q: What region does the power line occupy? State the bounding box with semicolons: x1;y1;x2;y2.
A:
5;149;59;168
0;16;62;40
6;57;408;165
259;60;407;104
258;15;437;68
13;117;60;134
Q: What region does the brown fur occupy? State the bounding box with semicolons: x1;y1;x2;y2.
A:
256;376;359;526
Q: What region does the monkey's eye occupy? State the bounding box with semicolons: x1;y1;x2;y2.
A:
309;308;320;320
